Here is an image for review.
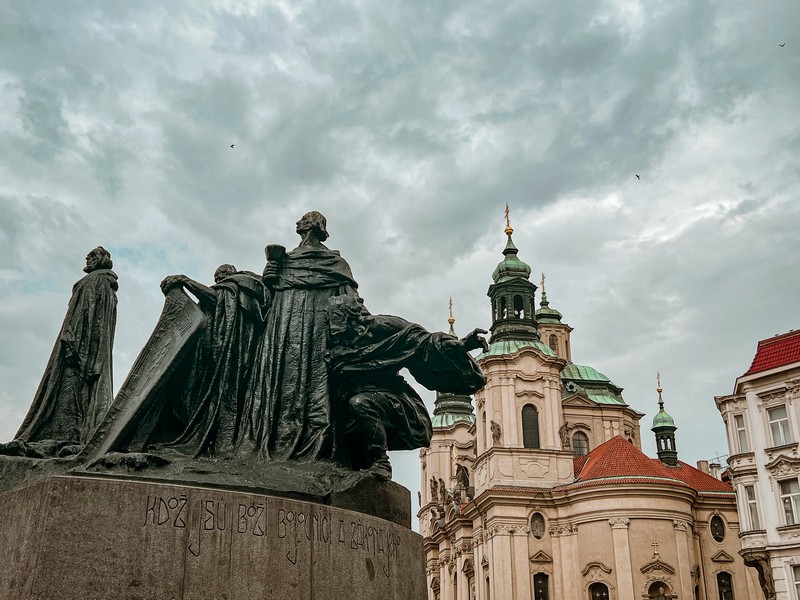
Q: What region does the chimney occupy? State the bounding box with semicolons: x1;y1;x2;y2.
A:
697;460;709;474
709;462;722;480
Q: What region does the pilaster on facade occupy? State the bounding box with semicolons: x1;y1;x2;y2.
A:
607;518;634;600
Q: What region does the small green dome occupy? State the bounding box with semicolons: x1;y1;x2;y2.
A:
652;408;676;429
560;363;611;383
535;289;563;324
431;391;475;429
491;236;532;283
560;363;627;406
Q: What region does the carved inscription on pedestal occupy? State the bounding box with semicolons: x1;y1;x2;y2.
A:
277;507;400;577
141;491;401;579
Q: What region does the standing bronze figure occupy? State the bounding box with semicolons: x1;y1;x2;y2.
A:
6;247;118;456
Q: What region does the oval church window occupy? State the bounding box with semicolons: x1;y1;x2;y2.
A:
710;515;725;542
530;512;546;539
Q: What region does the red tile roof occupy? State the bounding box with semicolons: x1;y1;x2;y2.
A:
560;436;732;493
743;329;800;376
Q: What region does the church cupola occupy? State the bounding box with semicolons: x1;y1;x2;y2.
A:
432;300;476;429
487;206;539;344
651;372;678;466
536;274;573;361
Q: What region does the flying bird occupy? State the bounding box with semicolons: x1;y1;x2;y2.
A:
779;43;786;47
635;174;640;180
230;144;235;148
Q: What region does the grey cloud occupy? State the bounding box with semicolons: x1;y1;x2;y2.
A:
2;1;800;505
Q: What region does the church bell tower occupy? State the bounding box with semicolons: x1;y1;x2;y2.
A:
487;204;539;344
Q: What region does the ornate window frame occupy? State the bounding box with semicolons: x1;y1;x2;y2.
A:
582;562;615;600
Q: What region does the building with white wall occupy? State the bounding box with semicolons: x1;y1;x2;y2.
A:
716;330;800;600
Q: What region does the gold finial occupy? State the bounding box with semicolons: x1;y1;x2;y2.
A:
504;202;513;236
656;371;664;409
541;272;546;292
448;297;455;325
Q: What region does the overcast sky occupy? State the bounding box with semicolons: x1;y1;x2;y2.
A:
1;1;799;508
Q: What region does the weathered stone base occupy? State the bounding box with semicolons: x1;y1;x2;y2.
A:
0;475;426;600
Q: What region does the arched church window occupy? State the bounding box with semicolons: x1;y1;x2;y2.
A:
548;334;558;354
589;582;609;599
513;294;524;318
500;297;507;319
522;405;540;449
716;572;733;600
572;431;589;457
710;515;726;542
530;513;546;539
648;581;671;600
533;573;549;600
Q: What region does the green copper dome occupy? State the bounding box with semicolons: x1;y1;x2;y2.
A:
431;390;476;429
432;315;477;429
560;363;627;405
651;377;676;430
477;339;556;361
491;236;532;283
535;288;563;324
652;407;676;428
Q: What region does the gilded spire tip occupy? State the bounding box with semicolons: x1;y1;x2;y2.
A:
656;371;664;408
447;297;456;336
504;202;513;236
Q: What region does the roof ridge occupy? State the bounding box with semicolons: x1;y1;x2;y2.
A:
757;329;800;346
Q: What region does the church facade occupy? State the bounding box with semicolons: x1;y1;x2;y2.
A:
419;222;758;600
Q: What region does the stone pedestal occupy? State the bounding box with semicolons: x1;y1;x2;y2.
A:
0;475;426;600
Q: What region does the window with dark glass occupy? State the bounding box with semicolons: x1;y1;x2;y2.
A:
500;296;507;319
530;513;546;539
522;405;540;449
572;432;589;457
717;572;733;600
589;582;609;599
533;573;549;600
548;334;558;354
648;582;671;599
710;515;725;542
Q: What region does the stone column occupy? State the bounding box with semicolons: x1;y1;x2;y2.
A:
500;376;516;447
486;526;514;600
550;522;565;600
673;520;693;600
544;374;562;450
609;518;634;600
510;526;531;600
555;524;579;600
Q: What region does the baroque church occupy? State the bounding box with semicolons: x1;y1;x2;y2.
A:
418;218;759;600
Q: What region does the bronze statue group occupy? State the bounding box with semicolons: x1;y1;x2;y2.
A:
1;212;486;478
